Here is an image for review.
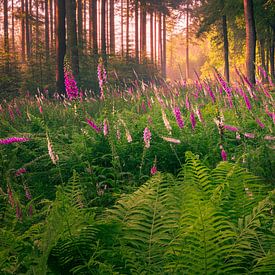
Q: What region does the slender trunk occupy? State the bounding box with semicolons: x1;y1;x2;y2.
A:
21;0;26;62
45;0;50;61
141;3;146;60
50;0;54;50
121;0;124;56
89;0;92;49
92;0;98;55
101;0;107;65
163;14;166;78
83;0;87;53
154;10;157;63
55;0;66;92
126;0;130;58
26;0;31;59
150;10;153;62
110;0;115;54
186;3;189;80
66;0;80;79
35;0;39;60
78;0;83;54
158;12;162;67
12;0;15;52
135;0;139;62
222;15;230;82
29;0;33;56
243;0;256;84
106;0;109;54
4;0;9;72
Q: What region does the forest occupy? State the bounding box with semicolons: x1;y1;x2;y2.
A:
0;0;274;274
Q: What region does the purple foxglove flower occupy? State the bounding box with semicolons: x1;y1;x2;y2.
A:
221;149;227;161
0;137;30;145
151;165;157;175
28;205;33;217
143;127;151;148
16;202;22;221
64;68;79;100
185;94;190;110
141;101;146;112
224;125;239;132
173;107;184;128
15;168;27;177
190;112;196;130
86;118;101;133
244;133;255;139
24;185;32;200
7;185;15;208
103;119;109;136
243;94;252;110
255;118;265;129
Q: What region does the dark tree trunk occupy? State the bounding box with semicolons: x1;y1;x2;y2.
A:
222;15;230;82
92;0;98;55
55;0;66;92
110;0;115;54
101;0;107;65
271;27;275;79
78;0;83;54
4;0;9;72
121;0;124;56
83;0;87;53
135;0;139;62
154;10;157;63
26;0;31;59
141;3;146;60
50;0;54;50
66;0;79;79
158;12;162;67
35;0;39;60
45;0;50;61
21;0;26;62
243;0;256;84
126;0;130;58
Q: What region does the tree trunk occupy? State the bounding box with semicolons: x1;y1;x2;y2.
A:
150;9;154;62
92;0;98;55
141;3;146;60
21;0;26;62
154;10;157;63
135;0;139;62
12;0;15;53
222;15;230;82
4;0;9;72
50;0;54;50
121;0;124;57
162;14;166;78
35;0;39;60
25;0;31;59
186;3;189;80
270;27;275;79
158;12;162;67
45;0;50;61
109;0;115;54
83;0;87;53
126;0;130;58
78;0;83;54
55;0;66;92
66;0;79;79
243;0;256;84
101;0;107;65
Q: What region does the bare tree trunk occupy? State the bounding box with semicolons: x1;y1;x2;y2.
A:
21;0;26;62
12;0;15;53
140;3;146;60
158;12;162;67
163;14;166;78
185;3;189;80
83;0;87;53
135;0;139;62
4;0;9;72
110;0;115;54
271;27;275;79
55;0;66;92
101;0;107;65
154;10;157;63
25;0;31;59
222;15;230;82
243;0;256;84
45;0;50;61
150;9;154;62
66;0;80;79
50;0;54;50
121;0;124;57
35;0;39;60
126;0;130;58
92;0;98;55
78;0;83;54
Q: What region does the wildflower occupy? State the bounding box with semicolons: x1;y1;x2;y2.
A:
244;133;255;139
255;118;265;129
151;165;157;175
143;127;151;148
125;129;132;143
64;67;79;100
221;148;227;161
236;132;241;140
264;135;275;141
185;94;190;110
224;125;239;132
24;185;32;200
86;118;101;133
161;109;172;133
16;202;23;221
190;112;196;130
195;107;204;123
141;100;146;112
103;119;109;136
15;168;27;177
28;205;33;216
97;58;107;99
243;93;252;110
47;134;59;165
0;137;30;145
7;185;15;208
173;107;184;128
116;129;121;140
8;106;15;121
161;136;181;144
